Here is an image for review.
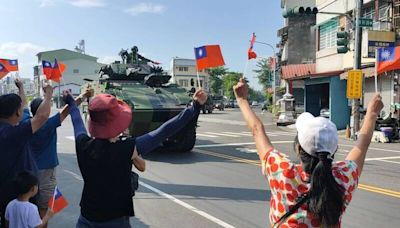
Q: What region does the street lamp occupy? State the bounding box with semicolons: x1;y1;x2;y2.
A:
253;41;277;105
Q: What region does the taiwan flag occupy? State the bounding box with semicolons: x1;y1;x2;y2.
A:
248;33;257;60
0;63;9;79
48;186;68;214
51;59;62;83
42;60;53;79
194;45;225;71
377;47;400;74
0;59;19;72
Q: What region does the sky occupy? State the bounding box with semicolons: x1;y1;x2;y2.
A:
0;0;282;90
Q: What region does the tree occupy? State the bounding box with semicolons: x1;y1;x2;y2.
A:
222;72;245;99
253;59;272;89
208;67;227;95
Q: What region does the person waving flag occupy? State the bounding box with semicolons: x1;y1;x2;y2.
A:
248;33;257;60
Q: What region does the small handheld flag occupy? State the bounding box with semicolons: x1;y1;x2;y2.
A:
42;60;53;80
194;45;225;71
0;59;19;72
248;33;257;60
48;186;68;214
51;59;62;83
377;47;400;74
0;63;9;80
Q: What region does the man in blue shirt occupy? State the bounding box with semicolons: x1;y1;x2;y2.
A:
28;89;91;225
0;79;53;228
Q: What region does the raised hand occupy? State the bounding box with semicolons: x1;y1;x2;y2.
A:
63;90;75;106
15;78;24;90
193;89;208;105
233;78;248;100
367;94;384;117
42;82;53;99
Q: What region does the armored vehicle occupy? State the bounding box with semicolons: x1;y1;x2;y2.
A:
84;46;197;152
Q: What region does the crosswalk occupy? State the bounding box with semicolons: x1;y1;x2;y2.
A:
196;131;296;138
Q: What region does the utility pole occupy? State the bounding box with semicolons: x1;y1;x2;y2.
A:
351;0;363;139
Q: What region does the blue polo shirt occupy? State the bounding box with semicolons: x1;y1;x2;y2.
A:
29;113;61;170
0;109;38;185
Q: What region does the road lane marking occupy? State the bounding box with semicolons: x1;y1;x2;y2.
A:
64;169;83;181
204;132;240;138
365;156;400;161
139;181;235;228
197;133;218;138
338;144;400;154
222;132;252;136
195;141;293;148
194;149;400;199
63;169;235;227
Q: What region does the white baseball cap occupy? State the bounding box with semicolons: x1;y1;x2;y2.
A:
295;112;338;158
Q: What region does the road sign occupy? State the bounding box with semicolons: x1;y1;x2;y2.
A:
359;18;373;27
347;70;363;99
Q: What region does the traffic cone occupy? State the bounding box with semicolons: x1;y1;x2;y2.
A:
345;124;351;139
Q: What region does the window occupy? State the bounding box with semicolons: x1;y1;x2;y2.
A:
196;80;203;87
177;66;188;72
319;19;339;50
73;69;79;74
178;79;189;87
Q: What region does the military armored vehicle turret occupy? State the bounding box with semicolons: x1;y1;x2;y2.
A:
84;46;197;152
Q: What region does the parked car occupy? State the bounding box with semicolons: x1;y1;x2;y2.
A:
202;97;214;114
212;95;225;111
251;101;260;107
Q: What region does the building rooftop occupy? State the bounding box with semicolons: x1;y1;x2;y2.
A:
172;58;196;66
37;49;98;62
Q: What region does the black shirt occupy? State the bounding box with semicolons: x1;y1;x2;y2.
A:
75;134;135;222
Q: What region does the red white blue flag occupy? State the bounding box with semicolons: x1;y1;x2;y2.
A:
48;186;68;214
248;33;257;60
42;60;53;80
0;63;9;79
194;45;225;71
377;47;400;74
0;59;19;72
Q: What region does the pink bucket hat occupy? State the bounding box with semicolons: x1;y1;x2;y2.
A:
88;94;132;139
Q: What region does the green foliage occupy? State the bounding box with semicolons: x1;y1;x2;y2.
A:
208;67;227;95
253;59;273;89
222;72;244;99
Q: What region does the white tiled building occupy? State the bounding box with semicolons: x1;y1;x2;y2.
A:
169;57;210;92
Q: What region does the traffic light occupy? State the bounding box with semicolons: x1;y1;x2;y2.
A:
282;6;318;18
337;31;349;54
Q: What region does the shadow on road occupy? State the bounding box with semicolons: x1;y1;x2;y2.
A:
137;178;271;202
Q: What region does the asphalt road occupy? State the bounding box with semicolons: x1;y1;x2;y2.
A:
49;108;400;227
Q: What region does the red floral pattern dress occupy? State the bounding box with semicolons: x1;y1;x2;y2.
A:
262;149;359;228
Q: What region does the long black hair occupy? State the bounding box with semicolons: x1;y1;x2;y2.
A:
294;136;345;226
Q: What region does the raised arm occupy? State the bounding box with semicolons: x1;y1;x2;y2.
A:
30;83;53;134
59;89;92;122
346;94;383;175
234;78;273;162
15;78;27;107
135;90;207;156
63;91;87;139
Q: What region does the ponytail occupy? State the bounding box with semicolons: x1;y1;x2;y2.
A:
308;152;344;226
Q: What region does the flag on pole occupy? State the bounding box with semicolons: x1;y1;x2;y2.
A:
248;33;257;60
0;63;9;79
0;59;19;72
42;60;53;80
377;47;400;74
50;59;62;83
194;45;225;71
48;186;68;214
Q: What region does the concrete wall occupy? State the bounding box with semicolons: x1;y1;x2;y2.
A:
287;15;316;64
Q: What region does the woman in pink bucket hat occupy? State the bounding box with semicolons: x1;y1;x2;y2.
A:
63;89;207;228
233;78;383;228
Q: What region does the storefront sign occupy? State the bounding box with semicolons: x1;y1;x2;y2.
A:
368;41;394;58
347;70;363;99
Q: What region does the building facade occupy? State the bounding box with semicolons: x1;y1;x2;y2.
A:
169;57;210;92
278;0;400;129
34;49;105;96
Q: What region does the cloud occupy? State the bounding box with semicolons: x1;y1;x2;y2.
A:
39;0;55;7
0;42;47;78
125;3;165;16
69;0;106;8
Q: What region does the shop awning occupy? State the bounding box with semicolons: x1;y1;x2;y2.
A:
281;63;316;80
340;67;375;79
